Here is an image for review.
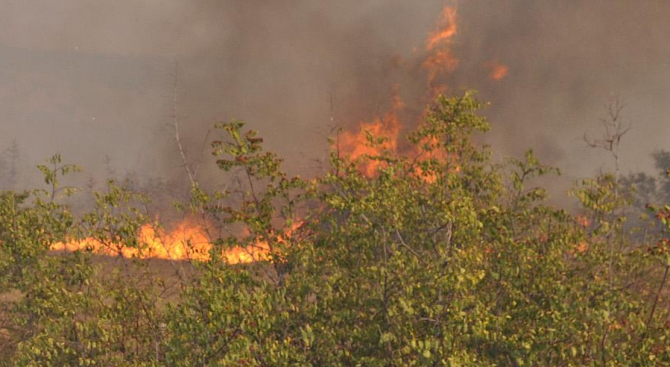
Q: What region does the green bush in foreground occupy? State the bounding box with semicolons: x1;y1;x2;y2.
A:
1;92;669;366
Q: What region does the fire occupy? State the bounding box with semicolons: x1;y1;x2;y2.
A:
339;5;462;178
486;60;509;81
53;5;501;263
411;133;464;184
422;6;459;95
50;219;306;264
422;49;459;91
339;87;405;176
426;7;458;51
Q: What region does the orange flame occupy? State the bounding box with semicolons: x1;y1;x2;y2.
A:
410;134;464;184
422;49;459;89
422;6;459;97
339;6;461;178
426;7;458;51
486;60;509;81
339;87;405;176
52;220;302;264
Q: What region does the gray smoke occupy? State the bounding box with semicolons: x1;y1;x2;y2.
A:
1;0;669;195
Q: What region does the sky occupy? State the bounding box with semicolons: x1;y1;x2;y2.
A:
1;0;669;192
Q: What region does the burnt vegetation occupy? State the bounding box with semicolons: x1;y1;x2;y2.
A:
0;92;669;366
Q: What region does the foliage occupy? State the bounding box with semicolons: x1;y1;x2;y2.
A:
1;93;669;365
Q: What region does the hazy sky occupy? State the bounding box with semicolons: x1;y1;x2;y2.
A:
1;0;669;189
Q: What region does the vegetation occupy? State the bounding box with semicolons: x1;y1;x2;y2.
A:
1;92;669;366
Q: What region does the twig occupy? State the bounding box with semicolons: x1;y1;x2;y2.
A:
647;264;669;327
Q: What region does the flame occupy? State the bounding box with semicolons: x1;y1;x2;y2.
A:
410;134;463;184
339;87;405;176
422;6;459;97
426;7;458;51
52;220;302;264
486;60;509;81
422;49;459;90
339;5;461;178
53;5;505;263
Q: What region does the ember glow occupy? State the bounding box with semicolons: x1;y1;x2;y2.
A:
486;60;509;81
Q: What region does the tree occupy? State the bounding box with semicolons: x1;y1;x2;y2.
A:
2;92;669;365
161;92;670;365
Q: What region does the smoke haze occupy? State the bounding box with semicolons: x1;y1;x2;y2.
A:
1;0;669;191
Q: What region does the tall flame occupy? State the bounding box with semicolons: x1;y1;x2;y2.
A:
339;5;461;178
423;6;459;97
426;7;458;52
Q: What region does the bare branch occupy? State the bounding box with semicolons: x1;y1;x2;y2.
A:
171;61;197;188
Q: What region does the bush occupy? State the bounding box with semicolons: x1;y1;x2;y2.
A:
1;92;668;366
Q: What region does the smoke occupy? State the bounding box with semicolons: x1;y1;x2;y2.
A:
1;0;669;194
452;0;670;179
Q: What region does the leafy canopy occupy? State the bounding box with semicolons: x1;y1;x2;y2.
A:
1;92;669;366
